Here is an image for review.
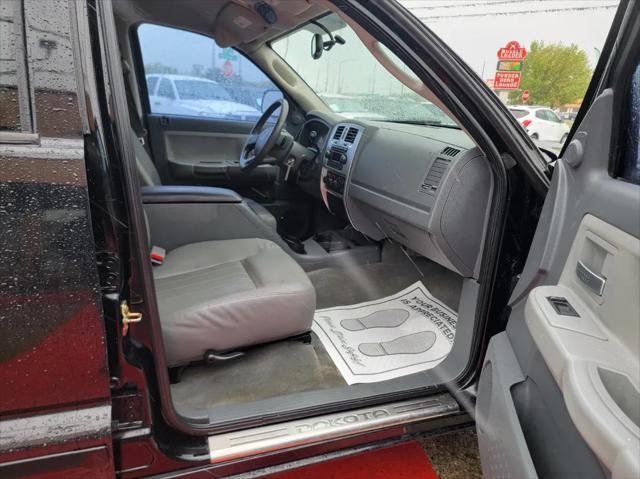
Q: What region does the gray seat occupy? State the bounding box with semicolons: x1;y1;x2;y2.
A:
153;238;316;366
132;131;278;230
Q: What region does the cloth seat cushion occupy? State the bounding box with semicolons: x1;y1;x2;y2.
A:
154;238;315;366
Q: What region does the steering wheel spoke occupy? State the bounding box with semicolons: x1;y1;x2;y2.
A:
239;99;289;172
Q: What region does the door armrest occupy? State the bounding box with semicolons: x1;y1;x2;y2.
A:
141;185;242;204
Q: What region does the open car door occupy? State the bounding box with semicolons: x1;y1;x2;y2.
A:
476;3;640;478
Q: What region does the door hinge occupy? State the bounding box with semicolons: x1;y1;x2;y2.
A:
111;390;145;431
96;251;120;293
121;300;142;336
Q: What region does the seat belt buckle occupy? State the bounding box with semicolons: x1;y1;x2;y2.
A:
150;246;166;265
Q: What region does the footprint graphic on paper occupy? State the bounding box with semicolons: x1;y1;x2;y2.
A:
358;331;437;357
341;309;410;331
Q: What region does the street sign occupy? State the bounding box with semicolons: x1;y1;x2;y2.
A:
223;60;234;78
522;90;530;102
497;41;527;61
493;71;521;90
494;41;527;90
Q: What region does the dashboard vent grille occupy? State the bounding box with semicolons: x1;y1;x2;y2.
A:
333;125;345;140
440;146;460;157
344;127;359;143
419;157;451;196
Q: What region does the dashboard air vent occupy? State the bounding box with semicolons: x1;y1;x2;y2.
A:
344;127;359;143
333;125;345;140
440;146;460;157
419;157;451;196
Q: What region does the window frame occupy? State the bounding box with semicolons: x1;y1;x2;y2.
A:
0;0;37;144
131;22;283;124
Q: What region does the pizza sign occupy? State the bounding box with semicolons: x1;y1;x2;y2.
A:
497;41;527;61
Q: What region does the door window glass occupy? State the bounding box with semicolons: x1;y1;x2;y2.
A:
547;110;561;123
146;75;158;95
510;109;528;119
620;63;640;185
535;110;546;120
157;78;175;99
138;23;281;122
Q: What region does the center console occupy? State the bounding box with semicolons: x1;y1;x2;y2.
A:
321;123;364;214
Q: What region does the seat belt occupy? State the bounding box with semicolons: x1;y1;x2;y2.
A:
121;60;152;156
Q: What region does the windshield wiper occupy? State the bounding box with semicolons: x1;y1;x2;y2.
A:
381;119;460;129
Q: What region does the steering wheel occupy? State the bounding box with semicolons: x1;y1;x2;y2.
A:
240;98;289;172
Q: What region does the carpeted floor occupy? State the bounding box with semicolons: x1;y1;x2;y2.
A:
171;332;345;415
308;258;462;311
171;255;463;414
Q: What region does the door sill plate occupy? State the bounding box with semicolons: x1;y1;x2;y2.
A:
208;393;458;463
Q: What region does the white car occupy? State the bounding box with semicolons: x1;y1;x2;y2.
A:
146;74;261;120
509;105;570;143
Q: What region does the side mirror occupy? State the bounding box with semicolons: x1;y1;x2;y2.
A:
311;33;323;59
261;89;283;113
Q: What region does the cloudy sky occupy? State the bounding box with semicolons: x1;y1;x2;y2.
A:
399;0;619;78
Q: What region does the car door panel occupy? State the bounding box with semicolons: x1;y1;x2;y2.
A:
478;85;640;478
146;114;278;188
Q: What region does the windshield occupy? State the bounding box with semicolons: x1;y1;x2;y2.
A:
174;80;232;101
272;14;458;127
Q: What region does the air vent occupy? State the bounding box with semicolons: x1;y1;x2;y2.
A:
440;146;460;157
333;125;345;140
344;127;359;143
419;157;451;196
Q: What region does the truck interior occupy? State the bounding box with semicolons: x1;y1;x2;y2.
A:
109;0;529;432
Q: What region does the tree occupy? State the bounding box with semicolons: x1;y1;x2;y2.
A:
509;41;592;108
144;62;179;75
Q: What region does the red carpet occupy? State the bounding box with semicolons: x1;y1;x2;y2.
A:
264;441;438;479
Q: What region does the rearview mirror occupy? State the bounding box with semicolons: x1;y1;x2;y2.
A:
311;33;323;59
261;89;283;113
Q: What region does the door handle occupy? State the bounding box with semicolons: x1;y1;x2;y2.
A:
576;260;606;296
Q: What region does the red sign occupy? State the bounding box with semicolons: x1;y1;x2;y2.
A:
223;60;234;78
522;90;530;102
493;71;521;90
497;41;527;61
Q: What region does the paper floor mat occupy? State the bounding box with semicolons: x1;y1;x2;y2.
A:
312;281;457;385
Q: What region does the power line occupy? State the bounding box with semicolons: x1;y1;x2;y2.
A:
417;4;618;21
407;0;533;11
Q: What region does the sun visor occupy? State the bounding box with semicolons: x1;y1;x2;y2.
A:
214;3;268;48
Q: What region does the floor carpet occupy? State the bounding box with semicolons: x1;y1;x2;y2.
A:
171;333;345;415
308;258;462;311
171;256;463;414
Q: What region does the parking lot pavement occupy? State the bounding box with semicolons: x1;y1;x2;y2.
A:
419;427;482;479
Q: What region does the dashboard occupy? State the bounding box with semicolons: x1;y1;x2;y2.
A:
295;114;493;279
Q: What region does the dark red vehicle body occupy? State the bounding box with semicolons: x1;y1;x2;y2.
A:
0;1;203;477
